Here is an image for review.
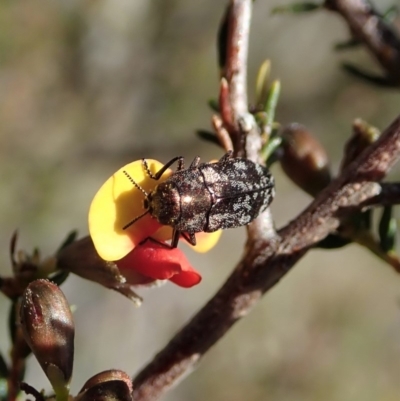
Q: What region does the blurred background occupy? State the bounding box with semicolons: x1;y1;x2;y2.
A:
0;0;400;400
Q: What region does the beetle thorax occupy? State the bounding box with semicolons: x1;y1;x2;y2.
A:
146;182;181;226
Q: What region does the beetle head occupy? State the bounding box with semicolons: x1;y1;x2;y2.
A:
146;182;180;226
122;170;180;230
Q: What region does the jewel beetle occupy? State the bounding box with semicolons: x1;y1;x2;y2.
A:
122;151;275;248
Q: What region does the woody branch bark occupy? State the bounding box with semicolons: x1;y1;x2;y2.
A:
52;1;400;400
218;0;264;160
132;115;400;401
130;0;400;399
52;113;400;401
325;0;400;84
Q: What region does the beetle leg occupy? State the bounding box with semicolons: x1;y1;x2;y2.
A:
219;150;233;164
189;156;201;169
170;230;197;247
175;157;185;171
171;229;181;248
143;157;185;180
181;232;197;246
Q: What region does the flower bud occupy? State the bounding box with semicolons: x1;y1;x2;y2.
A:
340;118;380;171
280;123;331;196
20;279;74;399
3;231;58;300
76;370;132;401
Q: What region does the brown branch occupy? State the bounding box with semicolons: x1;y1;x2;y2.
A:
132;115;400;400
55;2;400;399
128;0;400;397
222;0;249;117
219;0;272;241
325;0;400;84
219;0;256;158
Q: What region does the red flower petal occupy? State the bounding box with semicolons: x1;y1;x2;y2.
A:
168;266;202;288
116;239;202;288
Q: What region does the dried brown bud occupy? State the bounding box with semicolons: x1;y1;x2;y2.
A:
20;279;74;397
340;118;380;171
76;370;133;401
3;231;58;300
280;123;331;196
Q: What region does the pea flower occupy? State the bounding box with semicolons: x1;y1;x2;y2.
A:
88;159;221;287
116;238;202;288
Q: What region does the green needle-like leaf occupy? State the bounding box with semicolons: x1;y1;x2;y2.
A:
262;136;282;166
315;234;351;249
207;98;219;112
272;2;321;14
196;130;220;146
334;38;361;51
379;206;397;252
264;80;281;130
57;231;78;253
255;60;271;107
341;63;395;87
382;5;398;23
0;353;8;378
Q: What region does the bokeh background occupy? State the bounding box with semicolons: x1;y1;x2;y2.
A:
1;1;400;400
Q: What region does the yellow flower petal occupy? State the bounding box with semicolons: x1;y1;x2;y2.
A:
89;160;172;261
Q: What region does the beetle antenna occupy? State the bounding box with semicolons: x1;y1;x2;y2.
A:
122;209;150;230
122;170;150;230
122;170;148;196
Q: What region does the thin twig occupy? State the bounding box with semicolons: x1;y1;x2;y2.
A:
222;0;250;117
352;231;400;273
19;382;45;401
219;0;255;158
325;0;400;84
